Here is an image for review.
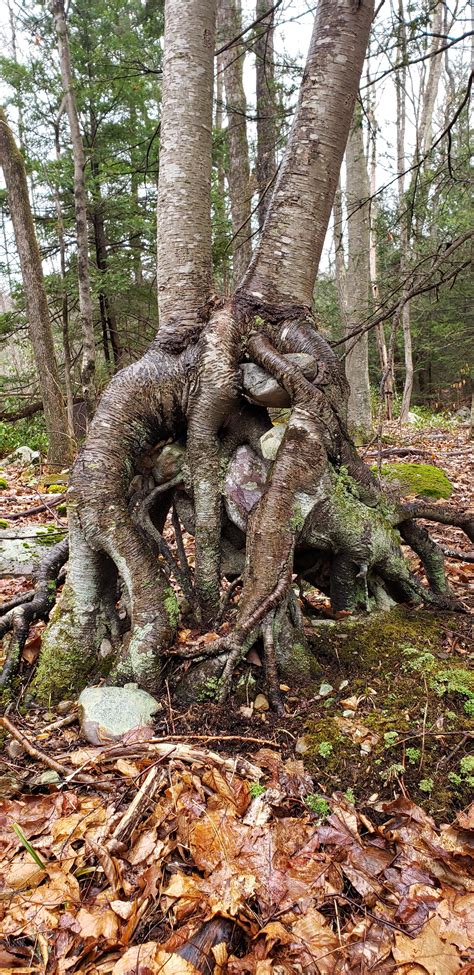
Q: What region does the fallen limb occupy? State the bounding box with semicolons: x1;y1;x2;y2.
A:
0;714;96;786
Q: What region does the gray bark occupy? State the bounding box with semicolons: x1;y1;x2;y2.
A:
239;0;375;312
51;0;96;420
218;0;252;284
0;107;73;469
156;0;217;328
345;102;372;440
255;0;277;230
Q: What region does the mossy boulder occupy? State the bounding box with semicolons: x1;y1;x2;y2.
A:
372;462;452;499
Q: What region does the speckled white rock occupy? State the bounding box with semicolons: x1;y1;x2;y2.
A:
78;684;160;745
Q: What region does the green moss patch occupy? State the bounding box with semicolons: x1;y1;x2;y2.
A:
0;476;8;490
372;462;453;499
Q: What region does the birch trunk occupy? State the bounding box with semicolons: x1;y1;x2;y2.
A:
51;0;96;420
0;108;73;469
156;0;216;329
255;0;277;230
345;102;372;440
239;0;375;312
218;0;252;284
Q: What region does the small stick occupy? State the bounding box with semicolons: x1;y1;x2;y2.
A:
0;714;95;785
442;547;474;562
5;495;66;521
37;710;78;734
109;765;164;847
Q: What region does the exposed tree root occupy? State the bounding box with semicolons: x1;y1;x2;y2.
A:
0;538;68;692
5;305;470;708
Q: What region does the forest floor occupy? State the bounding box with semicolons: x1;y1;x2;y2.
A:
0;419;473;973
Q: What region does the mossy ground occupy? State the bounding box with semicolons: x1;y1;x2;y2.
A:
301;607;473;818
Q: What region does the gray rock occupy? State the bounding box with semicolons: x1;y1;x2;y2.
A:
241;353;317;407
0;445;40;467
225;445;268;530
78;684;160;745
0;525;67;577
260;423;286;461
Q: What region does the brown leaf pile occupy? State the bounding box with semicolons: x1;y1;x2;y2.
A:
0;742;473;974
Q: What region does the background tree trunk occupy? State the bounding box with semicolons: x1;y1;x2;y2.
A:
218;0;252;284
52;0;96;421
255;0;277;230
345;101;372;440
156;0;217;329
0;108;73;469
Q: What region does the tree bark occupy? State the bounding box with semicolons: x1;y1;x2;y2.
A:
51;0;96;421
156;0;217;329
0;107;73;469
345;101;372;440
239;0;375;313
398;0;445;421
218;0;252;284
255;0;277;231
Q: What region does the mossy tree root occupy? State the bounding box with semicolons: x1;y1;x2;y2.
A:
22;306;469;707
0;537;69;693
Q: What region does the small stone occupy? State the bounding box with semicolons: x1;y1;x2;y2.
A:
318;682;333;698
99;639;113;659
295;736;309;755
339;680;349;690
57;700;74;714
78;684;160;745
32;770;61;786
254;693;270;712
260;424;286;461
279;684;290;692
238;706;253;719
6;739;25;760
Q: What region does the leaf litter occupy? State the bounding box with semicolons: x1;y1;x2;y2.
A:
0;727;473;974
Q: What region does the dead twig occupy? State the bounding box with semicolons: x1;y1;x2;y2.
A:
0;713;95;786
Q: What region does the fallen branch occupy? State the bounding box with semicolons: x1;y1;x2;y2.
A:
0;714;96;786
442;546;474;563
5;495;66;521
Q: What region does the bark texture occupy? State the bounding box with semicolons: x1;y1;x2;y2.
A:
255;0;277;230
345;101;372;440
218;0;252;284
239;0;375;311
156;0;217;328
0;107;73;469
52;0;96;420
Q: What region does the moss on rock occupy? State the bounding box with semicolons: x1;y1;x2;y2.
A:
373;462;453;499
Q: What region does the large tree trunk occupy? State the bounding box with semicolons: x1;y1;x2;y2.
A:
0;107;73;469
52;0;96;421
344;102;372;441
21;0;470;710
238;0;374;312
156;0;216;329
218;0;252;284
255;0;277;231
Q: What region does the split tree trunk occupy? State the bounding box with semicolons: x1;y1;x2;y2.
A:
27;0;470;712
0;107;73;469
51;0;96;421
255;0;277;230
218;0;252;284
